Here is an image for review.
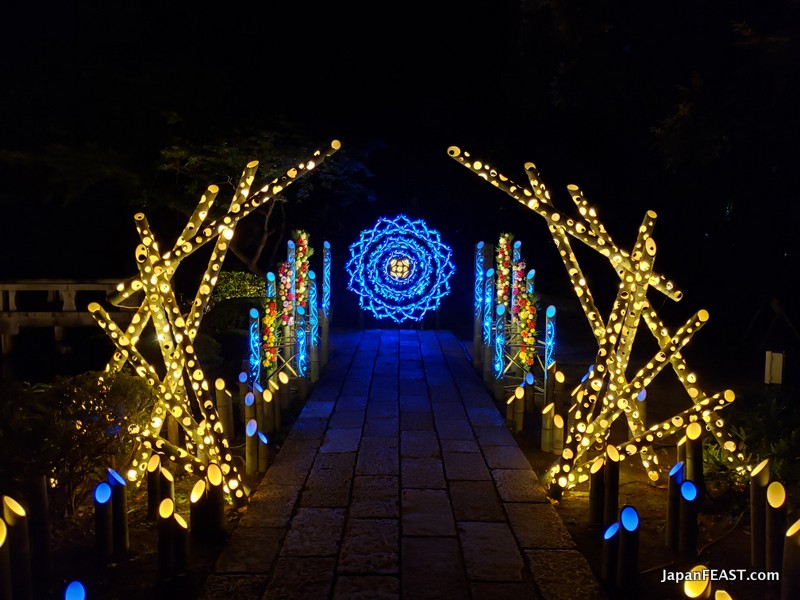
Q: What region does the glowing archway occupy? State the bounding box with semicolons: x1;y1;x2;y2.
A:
346;215;455;323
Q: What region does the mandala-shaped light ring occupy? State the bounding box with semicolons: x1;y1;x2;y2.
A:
347;215;455;323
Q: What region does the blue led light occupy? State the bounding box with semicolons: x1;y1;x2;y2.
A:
494;304;506;379
246;419;257;437
94;482;112;504
248;307;260;386
620;505;639;531
346;215;455;323
296;306;308;376
483;268;495;345
681;480;698;501
258;432;269;445
545;305;556;368
308;271;319;347
474;242;485;319
322;241;331;318
64;581;86;600
604;522;620;540
669;461;684;481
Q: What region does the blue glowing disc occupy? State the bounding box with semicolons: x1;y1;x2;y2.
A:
346;215;455;323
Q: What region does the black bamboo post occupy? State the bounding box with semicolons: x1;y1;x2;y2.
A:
665;461;684;551
159;466;175;505
0;519;12;600
189;478;208;539
107;468;130;560
616;505;640;598
782;517;800;600
603;445;620;529
601;522;620;591
23;474;52;583
766;481;788;573
685;422;704;507
206;463;226;539
679;480;699;560
146;454;162;521
93;482;113;561
157;498;175;581
589;456;605;528
751;458;771;570
173;514;189;577
2;495;33;600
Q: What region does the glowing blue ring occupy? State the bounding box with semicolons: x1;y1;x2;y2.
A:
346;215;455;323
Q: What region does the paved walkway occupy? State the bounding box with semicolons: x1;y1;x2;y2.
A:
200;329;603;600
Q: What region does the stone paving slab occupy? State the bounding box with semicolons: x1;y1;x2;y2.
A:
202;329;602;600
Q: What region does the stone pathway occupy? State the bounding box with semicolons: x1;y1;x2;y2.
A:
200;329;603;600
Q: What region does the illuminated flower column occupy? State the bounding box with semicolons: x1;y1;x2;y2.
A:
448;145;749;492
90;140;341;501
346;215;455;323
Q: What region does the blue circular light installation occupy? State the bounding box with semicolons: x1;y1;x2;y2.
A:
346;215;455;323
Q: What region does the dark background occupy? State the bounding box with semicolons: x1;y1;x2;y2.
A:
1;0;798;377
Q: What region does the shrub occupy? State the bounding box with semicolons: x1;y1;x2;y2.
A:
0;370;155;517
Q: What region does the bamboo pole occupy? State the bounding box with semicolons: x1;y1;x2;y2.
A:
601;522;620;591
603;445;620;529
214;378;234;445
157;498;175;581
93;482;113;561
541;403;555;453
146;454;162;521
589;456;605;528
2;495;33;600
751;458;771;570
666;461;684;551
107;469;129;560
616;505;640;598
552;414;565;455
679;480;699;560
0;519;11;600
766;481;788;572
206;463;226;538
781;517;800;600
685;422;704;507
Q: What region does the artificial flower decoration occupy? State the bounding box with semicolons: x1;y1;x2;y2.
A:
495;233;513;308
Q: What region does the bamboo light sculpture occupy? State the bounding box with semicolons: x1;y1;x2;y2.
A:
89;141;341;504
448;146;748;492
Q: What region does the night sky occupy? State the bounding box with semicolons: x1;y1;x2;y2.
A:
2;0;799;361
